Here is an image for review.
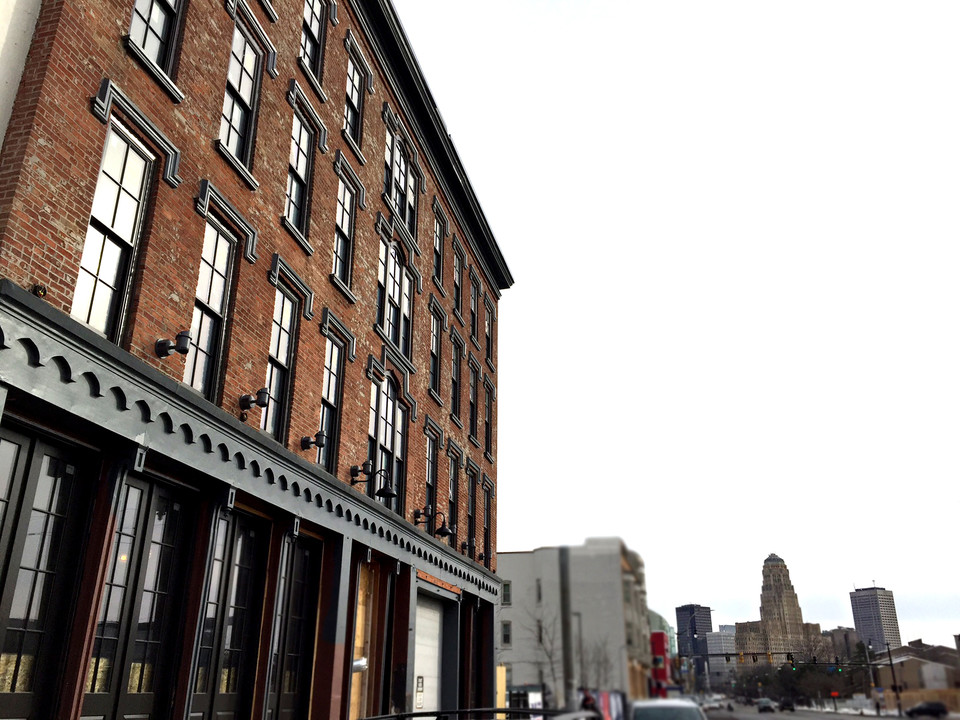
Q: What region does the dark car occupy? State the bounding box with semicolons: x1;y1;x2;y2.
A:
779;699;796;712
756;699;777;713
905;702;948;718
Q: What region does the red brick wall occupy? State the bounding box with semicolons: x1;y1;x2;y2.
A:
0;0;501;570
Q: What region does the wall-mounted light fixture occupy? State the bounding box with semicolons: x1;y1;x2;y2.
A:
239;387;270;410
460;540;475;556
300;431;325;451
413;505;453;538
155;330;191;357
349;460;397;500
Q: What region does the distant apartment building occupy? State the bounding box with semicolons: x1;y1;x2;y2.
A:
497;538;653;707
850;587;902;650
735;554;822;661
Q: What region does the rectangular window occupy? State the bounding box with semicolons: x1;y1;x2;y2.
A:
72;125;152;341
469;279;479;340
376;240;413;357
425;434;437;534
483;485;491;569
317;335;344;472
299;0;326;80
484;384;493;456
468;364;478;440
344;55;363;144
429;313;442;396
333;178;355;285
184;221;234;398
368;377;406;514
453;250;463;317
502;581;511;606
450;338;462;419
432;216;443;283
129;0;180;70
261;286;298;440
501;620;512;647
284;112;313;234
219;25;261;165
383;126;417;235
485;304;494;363
191;512;268;718
466;468;477;559
447;454;459;549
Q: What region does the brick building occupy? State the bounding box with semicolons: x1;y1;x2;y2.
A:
0;0;512;717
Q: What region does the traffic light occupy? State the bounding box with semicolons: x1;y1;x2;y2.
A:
812;656;818;665
766;652;773;664
752;654;758;663
739;652;745;664
835;656;842;672
725;654;731;664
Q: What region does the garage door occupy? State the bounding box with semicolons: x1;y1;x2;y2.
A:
413;596;443;713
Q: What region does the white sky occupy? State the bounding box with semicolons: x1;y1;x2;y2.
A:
390;0;960;648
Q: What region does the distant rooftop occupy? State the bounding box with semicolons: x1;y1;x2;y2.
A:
764;553;784;564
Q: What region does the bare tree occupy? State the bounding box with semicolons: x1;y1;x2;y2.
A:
521;606;561;699
583;636;613;690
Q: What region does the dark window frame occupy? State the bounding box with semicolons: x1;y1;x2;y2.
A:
260;282;300;442
367;374;408;516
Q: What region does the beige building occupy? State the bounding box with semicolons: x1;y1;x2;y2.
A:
735;554;823;661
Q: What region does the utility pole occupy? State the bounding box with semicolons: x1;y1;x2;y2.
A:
886;642;902;717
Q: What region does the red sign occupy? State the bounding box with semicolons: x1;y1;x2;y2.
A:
831;692;840;697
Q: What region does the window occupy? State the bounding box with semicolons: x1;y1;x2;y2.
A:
536;578;542;603
469;277;479;341
261;285;298;440
284;112;313;235
485;301;495;364
184;221;234;399
452;247;463;317
468;362;479;440
424;433;437;534
72;124;152;342
343;55;363;145
83;478;195;718
466;466;477;559
367;376;407;514
447;450;459;549
128;0;181;72
484;383;493;457
502;581;512;606
264;534;321;719
0;431;93;718
429;312;442;397
482;484;491;569
450;336;463;420
333;178;355;285
376;241;413;357
432;214;444;285
501;621;512;648
191;511;268;719
299;0;326;81
219;24;261;167
383;125;417;235
317;335;344;472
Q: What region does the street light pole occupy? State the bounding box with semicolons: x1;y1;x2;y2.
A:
572;611;585;691
886;642;902;717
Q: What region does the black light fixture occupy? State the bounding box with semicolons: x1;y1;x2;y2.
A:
300;431;325;451
239;387;270;410
349;460;397;500
155;330;191;357
413;505;453;538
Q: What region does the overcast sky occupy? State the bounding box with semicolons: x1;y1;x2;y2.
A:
391;0;960;648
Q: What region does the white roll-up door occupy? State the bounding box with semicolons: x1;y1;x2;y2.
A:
413;596;443;713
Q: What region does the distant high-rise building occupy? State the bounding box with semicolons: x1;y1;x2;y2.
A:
706;630;737;689
676;604;712;690
850;587;902;650
735;554;822;660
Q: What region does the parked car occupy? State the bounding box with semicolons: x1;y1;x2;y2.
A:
631;698;710;720
905;702;948;718
756;698;777;713
779;698;796;712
